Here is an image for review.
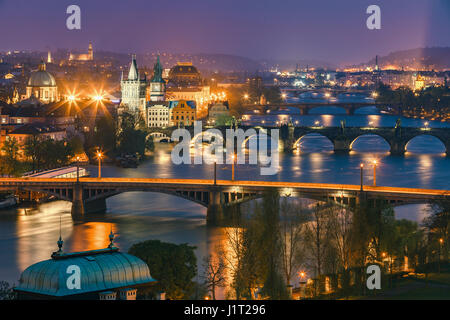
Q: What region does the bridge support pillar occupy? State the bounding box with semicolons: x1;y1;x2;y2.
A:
71;183;85;217
333;139;351;153
207;189;224;224
85;198;107;214
390;140;406;155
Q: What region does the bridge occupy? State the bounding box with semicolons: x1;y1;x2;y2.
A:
244;102;397;115
148;125;450;155
1;178;448;222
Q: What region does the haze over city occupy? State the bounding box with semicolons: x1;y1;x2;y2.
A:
0;0;449;65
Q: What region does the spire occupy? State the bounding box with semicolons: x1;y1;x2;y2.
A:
38;60;46;71
52;216;64;257
108;225;116;249
151;55;163;83
128;54;138;80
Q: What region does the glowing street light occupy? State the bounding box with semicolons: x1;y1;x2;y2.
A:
360;163;364;191
96;150;104;179
76;156;81;182
93;95;104;101
243;94;249;100
67;95;76;102
424;121;429;130
372;91;378;99
231;153;236;181
373;160;377;187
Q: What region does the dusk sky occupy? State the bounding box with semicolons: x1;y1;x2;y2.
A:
0;0;449;65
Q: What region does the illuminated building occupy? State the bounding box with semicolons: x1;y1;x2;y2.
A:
166;62;210;117
69;42;94;61
120;55;148;113
148;56;166;102
25;61;58;103
169;100;196;127
168;62;201;87
146;102;170;128
414;74;425;91
47;51;52;63
207;102;231;124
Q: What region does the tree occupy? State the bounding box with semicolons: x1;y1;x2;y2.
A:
23;134;42;172
0;281;16;300
201;249;226;300
1;137;19;176
423;200;449;262
279;197;306;289
128;240;197;299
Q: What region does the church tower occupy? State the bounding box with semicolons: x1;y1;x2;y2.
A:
120;55;148;113
149;56;166;102
88;42;93;60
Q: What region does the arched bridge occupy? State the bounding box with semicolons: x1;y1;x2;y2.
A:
245;102;397;115
147;125;450;155
1;178;448;222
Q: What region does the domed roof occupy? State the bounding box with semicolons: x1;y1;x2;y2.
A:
15;247;155;297
27;62;56;87
169;62;200;76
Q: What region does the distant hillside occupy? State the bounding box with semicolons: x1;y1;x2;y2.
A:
355;47;450;70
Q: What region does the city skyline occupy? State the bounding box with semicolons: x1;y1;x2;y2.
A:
0;0;449;65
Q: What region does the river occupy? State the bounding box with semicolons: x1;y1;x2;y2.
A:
0;94;449;299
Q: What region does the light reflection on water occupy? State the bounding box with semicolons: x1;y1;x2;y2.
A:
0;113;449;297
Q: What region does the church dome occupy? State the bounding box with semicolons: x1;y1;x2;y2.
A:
27;62;56;87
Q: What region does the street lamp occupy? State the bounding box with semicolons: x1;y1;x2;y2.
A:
231;154;236;181
96;150;103;179
76;156;80;182
360;163;364;191
373;160;377;187
438;238;443;274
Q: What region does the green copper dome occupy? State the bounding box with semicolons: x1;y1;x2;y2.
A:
27;62;56;87
15;247;155;297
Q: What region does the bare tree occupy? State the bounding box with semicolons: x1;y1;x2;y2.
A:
279;197;306;287
202;248;227;300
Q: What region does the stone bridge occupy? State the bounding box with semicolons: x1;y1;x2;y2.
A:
147;124;450;155
244;102;398;115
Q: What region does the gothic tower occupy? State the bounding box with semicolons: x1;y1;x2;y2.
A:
149;55;166;102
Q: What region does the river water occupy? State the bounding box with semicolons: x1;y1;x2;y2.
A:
0;94;449;298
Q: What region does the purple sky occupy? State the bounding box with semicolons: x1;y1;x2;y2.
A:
0;0;448;65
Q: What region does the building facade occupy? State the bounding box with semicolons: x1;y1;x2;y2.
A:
146;102;170;128
25;62;58;103
169;100;196;127
121;55;148;114
69;42;94;61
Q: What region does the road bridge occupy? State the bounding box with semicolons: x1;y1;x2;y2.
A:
1;178;448;222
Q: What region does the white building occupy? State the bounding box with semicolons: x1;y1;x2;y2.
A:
146;102;170;128
120;55;148;114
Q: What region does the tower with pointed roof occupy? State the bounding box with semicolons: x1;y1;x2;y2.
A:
149;56;166;102
120;54;148;113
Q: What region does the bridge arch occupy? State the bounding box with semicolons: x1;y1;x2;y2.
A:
148;132;171;142
190;130;224;148
307;106;348;115
405;134;447;154
350;134;391;152
294;133;334;152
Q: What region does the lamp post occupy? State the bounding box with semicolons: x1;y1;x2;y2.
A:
373;160;377;187
231;154;235;181
438;238;443;274
360;163;364;191
214;161;217;185
97;151;103;179
76;156;80;183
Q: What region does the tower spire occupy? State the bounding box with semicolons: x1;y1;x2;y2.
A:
128;54;138;80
